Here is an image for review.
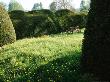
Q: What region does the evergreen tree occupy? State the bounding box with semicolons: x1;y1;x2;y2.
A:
0;5;16;47
82;0;110;80
0;1;7;10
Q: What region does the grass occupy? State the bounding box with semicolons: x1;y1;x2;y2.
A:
0;32;93;82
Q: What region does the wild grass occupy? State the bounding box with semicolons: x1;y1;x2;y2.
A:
0;33;93;82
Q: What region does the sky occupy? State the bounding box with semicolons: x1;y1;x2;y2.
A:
0;0;81;10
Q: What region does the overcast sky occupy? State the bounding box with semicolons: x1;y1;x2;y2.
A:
0;0;81;10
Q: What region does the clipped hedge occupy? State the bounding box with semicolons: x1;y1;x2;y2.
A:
55;9;75;32
25;15;57;37
9;10;26;39
9;10;57;39
69;13;87;29
0;5;16;47
55;9;87;32
9;9;87;39
82;0;110;80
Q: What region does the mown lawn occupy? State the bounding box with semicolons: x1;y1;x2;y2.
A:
0;33;93;82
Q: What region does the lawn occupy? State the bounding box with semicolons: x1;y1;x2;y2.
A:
0;32;93;82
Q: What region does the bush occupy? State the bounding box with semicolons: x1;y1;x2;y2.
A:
25;15;57;37
55;9;75;32
55;9;74;17
82;0;110;80
9;10;26;39
9;9;87;39
69;13;87;29
9;10;57;39
28;9;55;20
0;5;16;47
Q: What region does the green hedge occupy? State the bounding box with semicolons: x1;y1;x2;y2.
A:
55;9;87;32
82;0;110;80
9;9;87;39
9;10;57;39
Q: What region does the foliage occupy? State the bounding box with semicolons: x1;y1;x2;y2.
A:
0;5;16;47
9;9;87;39
49;2;57;12
80;0;90;14
0;33;94;82
9;10;26;39
82;0;110;80
8;0;24;12
55;9;75;32
55;9;87;32
32;2;43;10
54;0;74;11
25;15;57;37
55;9;74;17
9;10;57;39
70;13;87;28
0;1;7;10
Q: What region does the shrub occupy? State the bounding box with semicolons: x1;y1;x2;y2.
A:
55;9;75;32
28;9;55;20
9;10;26;39
82;0;110;80
25;15;57;37
69;13;87;29
55;9;87;32
9;10;57;39
0;5;16;47
55;9;74;17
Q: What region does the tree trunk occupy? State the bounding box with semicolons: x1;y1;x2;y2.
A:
82;0;110;80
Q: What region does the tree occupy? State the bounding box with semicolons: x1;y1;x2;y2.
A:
49;2;57;12
0;1;7;10
82;0;110;80
8;0;24;12
32;2;43;10
0;5;16;47
80;0;90;14
54;0;74;11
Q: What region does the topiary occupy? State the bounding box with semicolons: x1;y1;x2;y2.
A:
26;15;56;37
55;9;74;17
82;0;110;80
9;10;26;39
0;5;16;47
55;9;75;32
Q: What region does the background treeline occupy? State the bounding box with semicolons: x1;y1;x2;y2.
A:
9;9;87;39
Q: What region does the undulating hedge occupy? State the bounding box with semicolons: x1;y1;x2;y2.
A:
9;10;26;39
9;10;57;39
9;9;87;39
55;9;87;32
0;5;16;47
25;15;57;37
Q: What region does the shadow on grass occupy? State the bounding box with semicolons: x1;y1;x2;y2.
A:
14;51;93;82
